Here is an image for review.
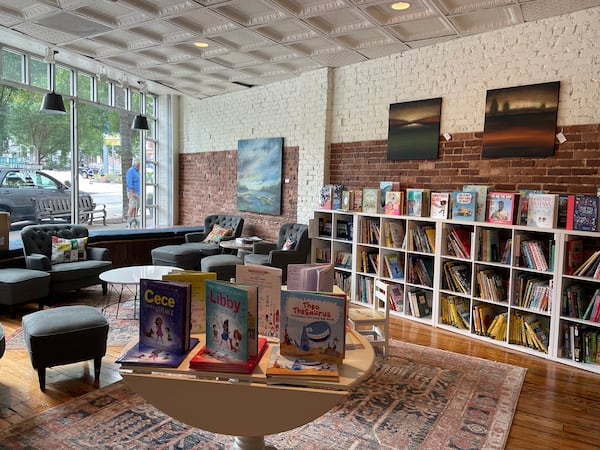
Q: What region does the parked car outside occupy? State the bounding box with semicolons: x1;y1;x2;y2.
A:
0;168;95;228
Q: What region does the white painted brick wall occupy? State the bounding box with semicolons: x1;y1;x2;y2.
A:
179;7;600;224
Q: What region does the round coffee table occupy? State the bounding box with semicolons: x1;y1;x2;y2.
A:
100;265;181;319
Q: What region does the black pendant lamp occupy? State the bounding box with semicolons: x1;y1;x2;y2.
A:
131;114;149;130
40;50;66;114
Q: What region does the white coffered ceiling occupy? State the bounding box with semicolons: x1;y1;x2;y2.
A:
0;0;598;98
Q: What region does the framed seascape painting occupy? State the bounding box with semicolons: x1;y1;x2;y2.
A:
482;81;560;158
237;137;283;215
387;97;442;160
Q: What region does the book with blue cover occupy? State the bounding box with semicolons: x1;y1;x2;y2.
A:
280;290;346;364
138;278;192;354
205;279;258;362
451;191;476;221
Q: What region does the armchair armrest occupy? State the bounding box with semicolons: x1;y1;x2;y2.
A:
185;232;207;243
25;253;51;271
87;246;111;261
252;241;277;255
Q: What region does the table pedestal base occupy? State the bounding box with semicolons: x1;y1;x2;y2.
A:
231;436;276;450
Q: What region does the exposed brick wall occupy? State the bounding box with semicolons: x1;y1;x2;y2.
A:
330;124;600;195
179;146;299;241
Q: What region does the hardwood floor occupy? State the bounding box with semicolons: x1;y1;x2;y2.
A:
1;305;600;449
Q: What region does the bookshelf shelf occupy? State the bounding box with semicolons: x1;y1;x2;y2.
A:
312;208;600;374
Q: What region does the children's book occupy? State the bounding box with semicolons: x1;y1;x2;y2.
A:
189;337;268;374
384;220;405;248
406;188;430;217
235;264;282;339
383;253;403;279
487;192;519;225
362;188;381;214
430;192;450;219
341;191;354;211
117;338;199;367
331;184;344;210
286;263;334;292
567;194;599;232
352;189;363;211
266;344;339;381
557;193;570;228
384;191;403;215
205;279;259;363
138;278;192;354
462;185;491;222
451;191;476;221
318;185;333;209
516;189;547;225
280;290;346;364
380;181;400;213
527;193;559;228
162;270;217;333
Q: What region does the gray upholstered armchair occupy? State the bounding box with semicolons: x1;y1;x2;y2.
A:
182;214;245;256
20;224;112;301
244;223;310;283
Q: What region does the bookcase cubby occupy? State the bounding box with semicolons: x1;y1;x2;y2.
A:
312;209;600;374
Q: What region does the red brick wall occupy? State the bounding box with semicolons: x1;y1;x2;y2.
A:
330;124;600;194
179;146;299;241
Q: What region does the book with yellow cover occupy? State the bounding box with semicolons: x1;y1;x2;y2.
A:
162;270;217;333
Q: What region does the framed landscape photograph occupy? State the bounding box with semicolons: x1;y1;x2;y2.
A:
387;97;442;160
237;137;283;215
482;81;560;158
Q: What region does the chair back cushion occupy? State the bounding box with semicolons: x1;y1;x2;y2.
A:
21;224;90;261
204;215;245;238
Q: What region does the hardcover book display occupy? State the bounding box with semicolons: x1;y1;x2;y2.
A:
318;185;333;209
384;191;403;215
451;191;476;221
517;190;547;225
406;188;430;217
380;181;400;213
527;193;559;228
331;184;345;210
266;344;339;381
189;337;268;374
162;270;217;333
430;192;450;219
235;264;282;339
280;290;346;364
567;195;599;232
205;279;259;362
286;263;334;292
362;188;381;214
487;192;519;225
117;278;193;367
463;185;491;222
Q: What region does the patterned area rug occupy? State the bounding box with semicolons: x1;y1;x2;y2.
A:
0;340;525;449
6;285;139;349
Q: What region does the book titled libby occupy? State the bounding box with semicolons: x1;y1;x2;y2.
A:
205;279;258;363
280;290;346;364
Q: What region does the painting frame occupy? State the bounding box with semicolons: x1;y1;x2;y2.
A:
482;81;560;158
387;97;442;161
237;137;283;215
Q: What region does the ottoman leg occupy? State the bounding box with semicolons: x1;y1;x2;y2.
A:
37;367;46;391
94;356;102;380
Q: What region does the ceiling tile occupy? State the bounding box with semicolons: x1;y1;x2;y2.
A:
270;0;354;17
387;16;456;41
450;5;523;35
207;51;265;69
166;8;240;36
246;44;303;63
304;7;376;35
254;19;319;43
334;27;398;50
213;0;290;26
361;0;438;26
210;28;272;52
433;0;515;15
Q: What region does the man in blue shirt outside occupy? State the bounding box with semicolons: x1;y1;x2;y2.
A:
126;159;140;228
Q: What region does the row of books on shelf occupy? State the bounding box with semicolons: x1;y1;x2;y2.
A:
442;261;472;294
562;285;600;322
474;311;549;353
117;263;350;384
440;295;469;329
564;324;600;363
319;183;600;232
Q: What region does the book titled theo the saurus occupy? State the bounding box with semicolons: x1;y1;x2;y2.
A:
280;290;346;364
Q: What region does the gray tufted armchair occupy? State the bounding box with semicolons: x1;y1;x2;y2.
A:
182;214;245;256
244;223;310;283
20;224;112;302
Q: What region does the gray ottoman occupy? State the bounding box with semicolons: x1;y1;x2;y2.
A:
0;268;51;314
201;254;243;281
151;245;203;270
22;305;109;391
